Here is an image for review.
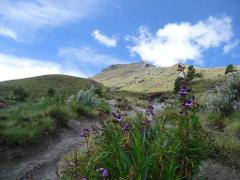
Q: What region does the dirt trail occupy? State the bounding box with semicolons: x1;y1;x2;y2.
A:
0;119;95;180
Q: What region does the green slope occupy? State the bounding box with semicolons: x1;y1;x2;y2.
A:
0;74;99;98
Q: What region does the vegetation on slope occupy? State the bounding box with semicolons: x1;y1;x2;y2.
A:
93;62;235;93
0;74;99;99
0;86;110;145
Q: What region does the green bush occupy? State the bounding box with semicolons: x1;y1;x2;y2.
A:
77;89;100;109
186;65;203;81
48;105;70;126
97;100;111;114
208;72;240;116
47;88;56;97
10;87;29;101
225;64;237;75
67;89;101;117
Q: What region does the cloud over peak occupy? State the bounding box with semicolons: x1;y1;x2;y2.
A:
92;29;117;47
127;15;236;67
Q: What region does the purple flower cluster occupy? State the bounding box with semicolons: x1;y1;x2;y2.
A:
112;112;124;123
184;99;193;107
80;128;90;138
179;87;187;97
97;167;109;178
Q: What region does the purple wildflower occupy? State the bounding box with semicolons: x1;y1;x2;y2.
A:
80;128;90;138
97;168;109;178
179;87;187;97
80;177;87;180
112;112;123;122
185;99;193;107
123;123;131;134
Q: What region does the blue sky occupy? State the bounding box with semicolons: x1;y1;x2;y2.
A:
0;0;239;81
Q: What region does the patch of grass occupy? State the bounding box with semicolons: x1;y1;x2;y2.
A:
0;116;55;145
225;120;240;139
48;105;71;126
200;112;240;168
0;100;71;145
97;100;111;114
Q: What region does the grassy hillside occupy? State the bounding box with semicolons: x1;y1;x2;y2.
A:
93;62;235;93
0;74;99;98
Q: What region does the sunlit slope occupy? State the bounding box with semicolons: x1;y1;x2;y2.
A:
93;62;235;93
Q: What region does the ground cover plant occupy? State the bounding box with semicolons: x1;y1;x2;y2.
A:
0;86;107;145
0;98;70;145
60;65;209;179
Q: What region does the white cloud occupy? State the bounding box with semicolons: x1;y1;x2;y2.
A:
0;25;18;41
127;16;236;67
223;40;239;54
92;29;117;47
0;53;86;82
58;47;126;66
0;0;103;41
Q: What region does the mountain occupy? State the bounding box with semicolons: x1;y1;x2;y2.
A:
0;74;98;98
93;62;233;93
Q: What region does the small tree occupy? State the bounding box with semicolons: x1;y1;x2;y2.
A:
186;65;203;81
47;88;55;97
12;87;28;101
225;64;237;75
174;65;203;93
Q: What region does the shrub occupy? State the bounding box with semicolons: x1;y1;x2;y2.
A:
208;72;240;116
67;89;100;117
11;87;29;101
187;65;203;81
225;64;237;75
77;89;99;109
48;105;70;126
47;88;55;97
97;100;111;114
